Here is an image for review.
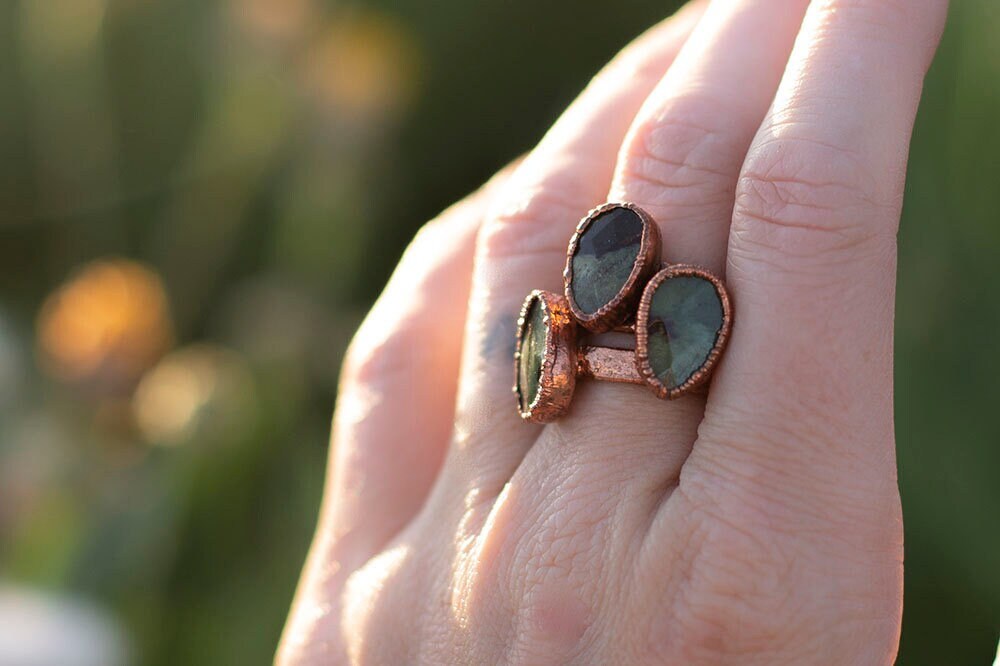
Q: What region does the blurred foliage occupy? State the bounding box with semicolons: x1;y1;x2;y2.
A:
0;0;997;664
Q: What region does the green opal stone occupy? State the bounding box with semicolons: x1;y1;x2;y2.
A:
517;298;547;411
570;207;644;314
645;276;724;390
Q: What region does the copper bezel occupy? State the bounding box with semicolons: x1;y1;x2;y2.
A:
634;265;733;400
563;202;662;334
513;290;578;423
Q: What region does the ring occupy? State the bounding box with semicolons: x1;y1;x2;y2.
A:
514;203;733;423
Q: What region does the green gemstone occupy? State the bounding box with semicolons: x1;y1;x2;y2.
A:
645;276;724;390
517;297;547;411
570;207;644;314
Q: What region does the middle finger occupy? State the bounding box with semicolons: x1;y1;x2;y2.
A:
540;0;812;509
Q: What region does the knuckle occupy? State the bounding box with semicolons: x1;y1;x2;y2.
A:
450;478;606;663
649;487;803;662
733;135;899;264
691;418;900;545
342;310;426;388
647;446;905;663
618;105;736;211
476;183;581;262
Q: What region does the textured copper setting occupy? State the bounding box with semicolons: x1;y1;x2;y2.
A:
513;290;578;423
516;203;735;421
564;202;662;333
635;265;733;400
514;291;647;422
577;346;644;385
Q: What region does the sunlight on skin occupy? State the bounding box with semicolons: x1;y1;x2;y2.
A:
342;543;412;663
282;0;950;661
451;482;516;632
333;381;386;436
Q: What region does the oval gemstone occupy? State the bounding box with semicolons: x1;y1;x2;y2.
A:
517;297;547;411
570;206;644;314
645;276;724;390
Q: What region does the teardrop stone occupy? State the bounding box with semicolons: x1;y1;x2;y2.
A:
570;207;644;314
645;276;724;390
517;297;547;411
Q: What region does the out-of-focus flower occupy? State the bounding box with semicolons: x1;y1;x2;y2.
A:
132;344;255;447
0;585;129;666
304;11;421;123
36;259;173;395
228;0;315;45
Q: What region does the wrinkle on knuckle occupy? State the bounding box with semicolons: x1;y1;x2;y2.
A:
619;109;736;209
454;475;607;664
342;542;428;665
476;183;582;262
654;475;903;664
648;484;800;662
733;136;898;267
685;415;903;559
341;315;428;389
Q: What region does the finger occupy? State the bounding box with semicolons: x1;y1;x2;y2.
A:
327;163;519;560
611;0;810;275
535;0;811;506
279;167;513;664
664;1;945;659
438;2;707;499
460;1;812;657
695;0;948;509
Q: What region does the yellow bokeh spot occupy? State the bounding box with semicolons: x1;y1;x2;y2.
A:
132;345;253;446
304;12;420;120
37;259;173;390
228;0;316;43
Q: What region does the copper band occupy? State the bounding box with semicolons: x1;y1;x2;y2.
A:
577;346;644;385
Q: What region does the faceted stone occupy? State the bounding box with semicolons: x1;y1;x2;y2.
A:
517;297;547;411
645;276;724;390
570;207;644;314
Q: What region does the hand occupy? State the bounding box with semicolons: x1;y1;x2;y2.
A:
279;0;947;663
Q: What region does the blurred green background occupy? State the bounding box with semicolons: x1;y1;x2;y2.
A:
0;0;996;663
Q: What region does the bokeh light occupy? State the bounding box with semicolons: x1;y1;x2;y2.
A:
228;0;316;45
132;344;255;447
36;259;173;394
303;11;420;123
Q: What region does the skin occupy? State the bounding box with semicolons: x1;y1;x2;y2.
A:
279;0;949;663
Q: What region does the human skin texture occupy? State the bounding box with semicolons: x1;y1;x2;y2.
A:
278;0;948;663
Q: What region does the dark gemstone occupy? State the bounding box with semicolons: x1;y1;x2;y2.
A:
645;276;724;390
517;297;547;411
570;207;644;314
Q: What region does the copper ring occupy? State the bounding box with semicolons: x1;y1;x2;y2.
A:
514;203;733;422
514;290;645;423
